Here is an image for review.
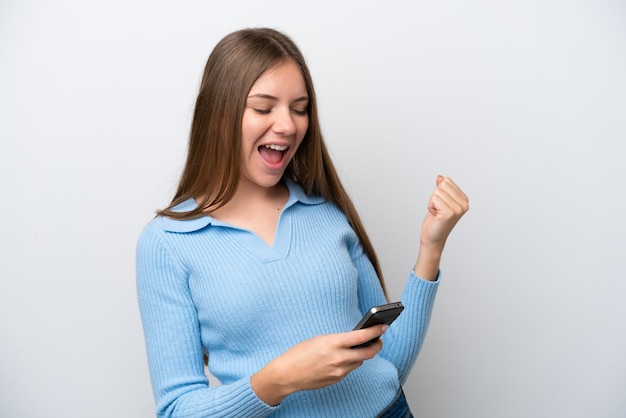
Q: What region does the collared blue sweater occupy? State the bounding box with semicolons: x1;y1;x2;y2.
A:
136;179;439;417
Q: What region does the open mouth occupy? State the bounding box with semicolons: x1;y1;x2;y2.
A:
258;144;288;165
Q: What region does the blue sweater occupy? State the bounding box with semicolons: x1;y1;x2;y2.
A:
136;179;439;417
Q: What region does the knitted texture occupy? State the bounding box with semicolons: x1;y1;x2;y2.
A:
137;180;439;417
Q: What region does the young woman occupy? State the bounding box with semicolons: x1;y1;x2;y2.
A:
136;28;469;418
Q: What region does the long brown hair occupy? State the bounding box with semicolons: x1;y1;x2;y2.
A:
158;28;386;295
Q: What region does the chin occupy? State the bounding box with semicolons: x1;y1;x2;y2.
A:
259;177;284;188
244;173;284;189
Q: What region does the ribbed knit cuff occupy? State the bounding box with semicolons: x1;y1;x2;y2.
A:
216;378;278;417
410;269;441;283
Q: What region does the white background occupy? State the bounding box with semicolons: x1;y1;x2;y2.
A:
1;1;625;417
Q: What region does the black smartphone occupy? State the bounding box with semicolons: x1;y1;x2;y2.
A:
350;301;404;348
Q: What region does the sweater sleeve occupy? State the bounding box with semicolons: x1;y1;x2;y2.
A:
388;271;439;384
349;235;439;385
136;224;276;418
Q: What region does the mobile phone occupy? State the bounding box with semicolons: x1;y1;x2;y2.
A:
350;301;404;348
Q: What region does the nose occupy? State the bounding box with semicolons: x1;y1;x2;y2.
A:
271;108;297;136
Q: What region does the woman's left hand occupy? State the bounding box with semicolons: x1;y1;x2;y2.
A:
422;175;469;248
414;175;469;280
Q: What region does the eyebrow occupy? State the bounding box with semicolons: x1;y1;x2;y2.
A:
247;94;309;103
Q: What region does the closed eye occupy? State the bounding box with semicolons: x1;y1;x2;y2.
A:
252;108;307;116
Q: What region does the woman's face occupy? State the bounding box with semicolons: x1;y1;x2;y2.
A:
240;60;309;190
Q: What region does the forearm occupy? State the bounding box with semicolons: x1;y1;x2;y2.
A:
413;242;444;281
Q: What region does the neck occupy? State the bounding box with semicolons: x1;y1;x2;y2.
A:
205;178;290;246
210;178;288;216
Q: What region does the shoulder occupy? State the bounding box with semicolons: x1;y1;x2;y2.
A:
135;217;171;264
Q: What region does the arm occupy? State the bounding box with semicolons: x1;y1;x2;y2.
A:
136;226;275;418
352;176;469;382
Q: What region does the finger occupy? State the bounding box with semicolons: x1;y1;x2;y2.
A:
348;338;383;360
430;187;465;215
347;325;388;348
436;177;469;207
432;181;469;215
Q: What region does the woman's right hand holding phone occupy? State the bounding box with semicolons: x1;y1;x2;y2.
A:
250;325;388;406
